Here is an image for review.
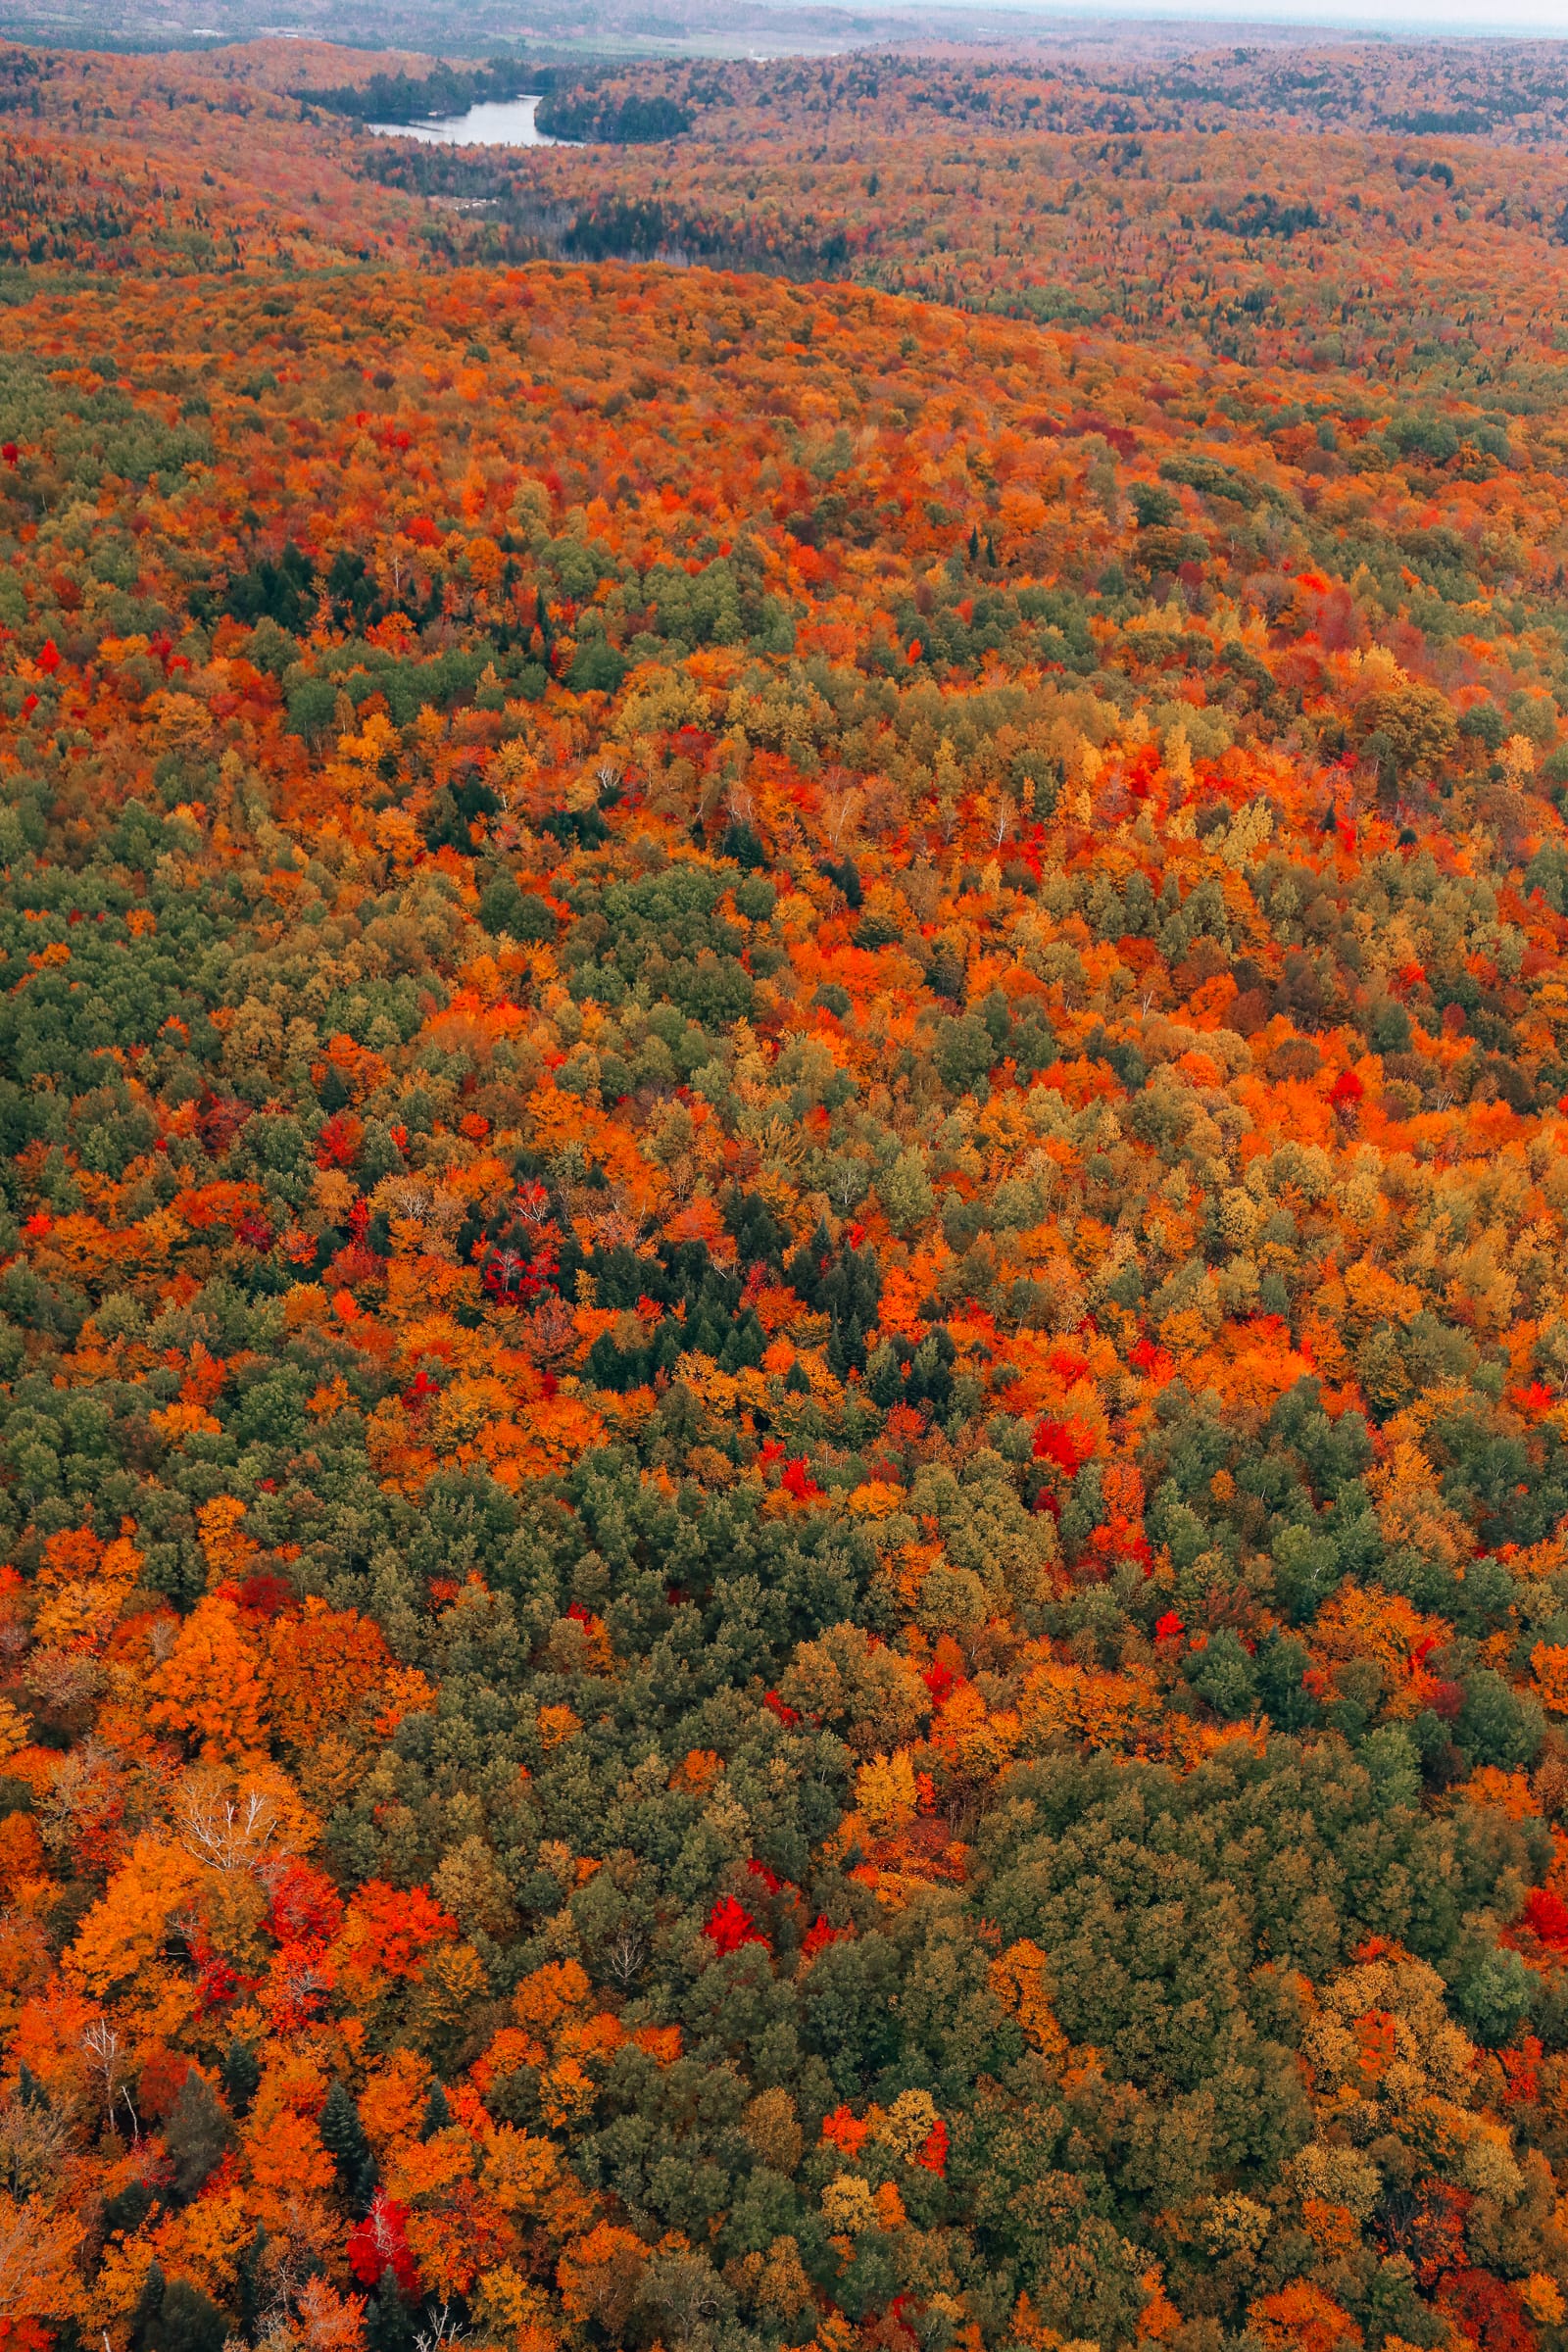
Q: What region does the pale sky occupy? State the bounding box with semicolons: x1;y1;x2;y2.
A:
935;0;1568;32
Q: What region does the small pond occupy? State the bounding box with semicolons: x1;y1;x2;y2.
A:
366;96;561;145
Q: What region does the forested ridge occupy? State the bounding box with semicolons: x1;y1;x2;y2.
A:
4;29;1568;2352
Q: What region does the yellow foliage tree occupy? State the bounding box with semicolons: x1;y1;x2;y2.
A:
989;1939;1069;2063
66;1833;206;1996
197;1494;257;1590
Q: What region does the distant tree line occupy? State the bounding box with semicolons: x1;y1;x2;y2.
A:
291;56;560;125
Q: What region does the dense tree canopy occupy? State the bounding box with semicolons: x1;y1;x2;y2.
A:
4;27;1568;2352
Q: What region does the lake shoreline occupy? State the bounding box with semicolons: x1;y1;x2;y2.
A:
366;94;565;145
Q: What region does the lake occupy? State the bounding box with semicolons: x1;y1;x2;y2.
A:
366;96;562;146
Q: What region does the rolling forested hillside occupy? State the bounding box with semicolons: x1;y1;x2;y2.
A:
4;30;1568;2352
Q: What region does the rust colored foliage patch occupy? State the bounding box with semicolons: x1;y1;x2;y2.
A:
5;28;1568;2352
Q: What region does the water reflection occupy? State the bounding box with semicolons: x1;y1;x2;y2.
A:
366;96;561;145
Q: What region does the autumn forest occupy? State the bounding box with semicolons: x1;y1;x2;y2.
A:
4;18;1568;2352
